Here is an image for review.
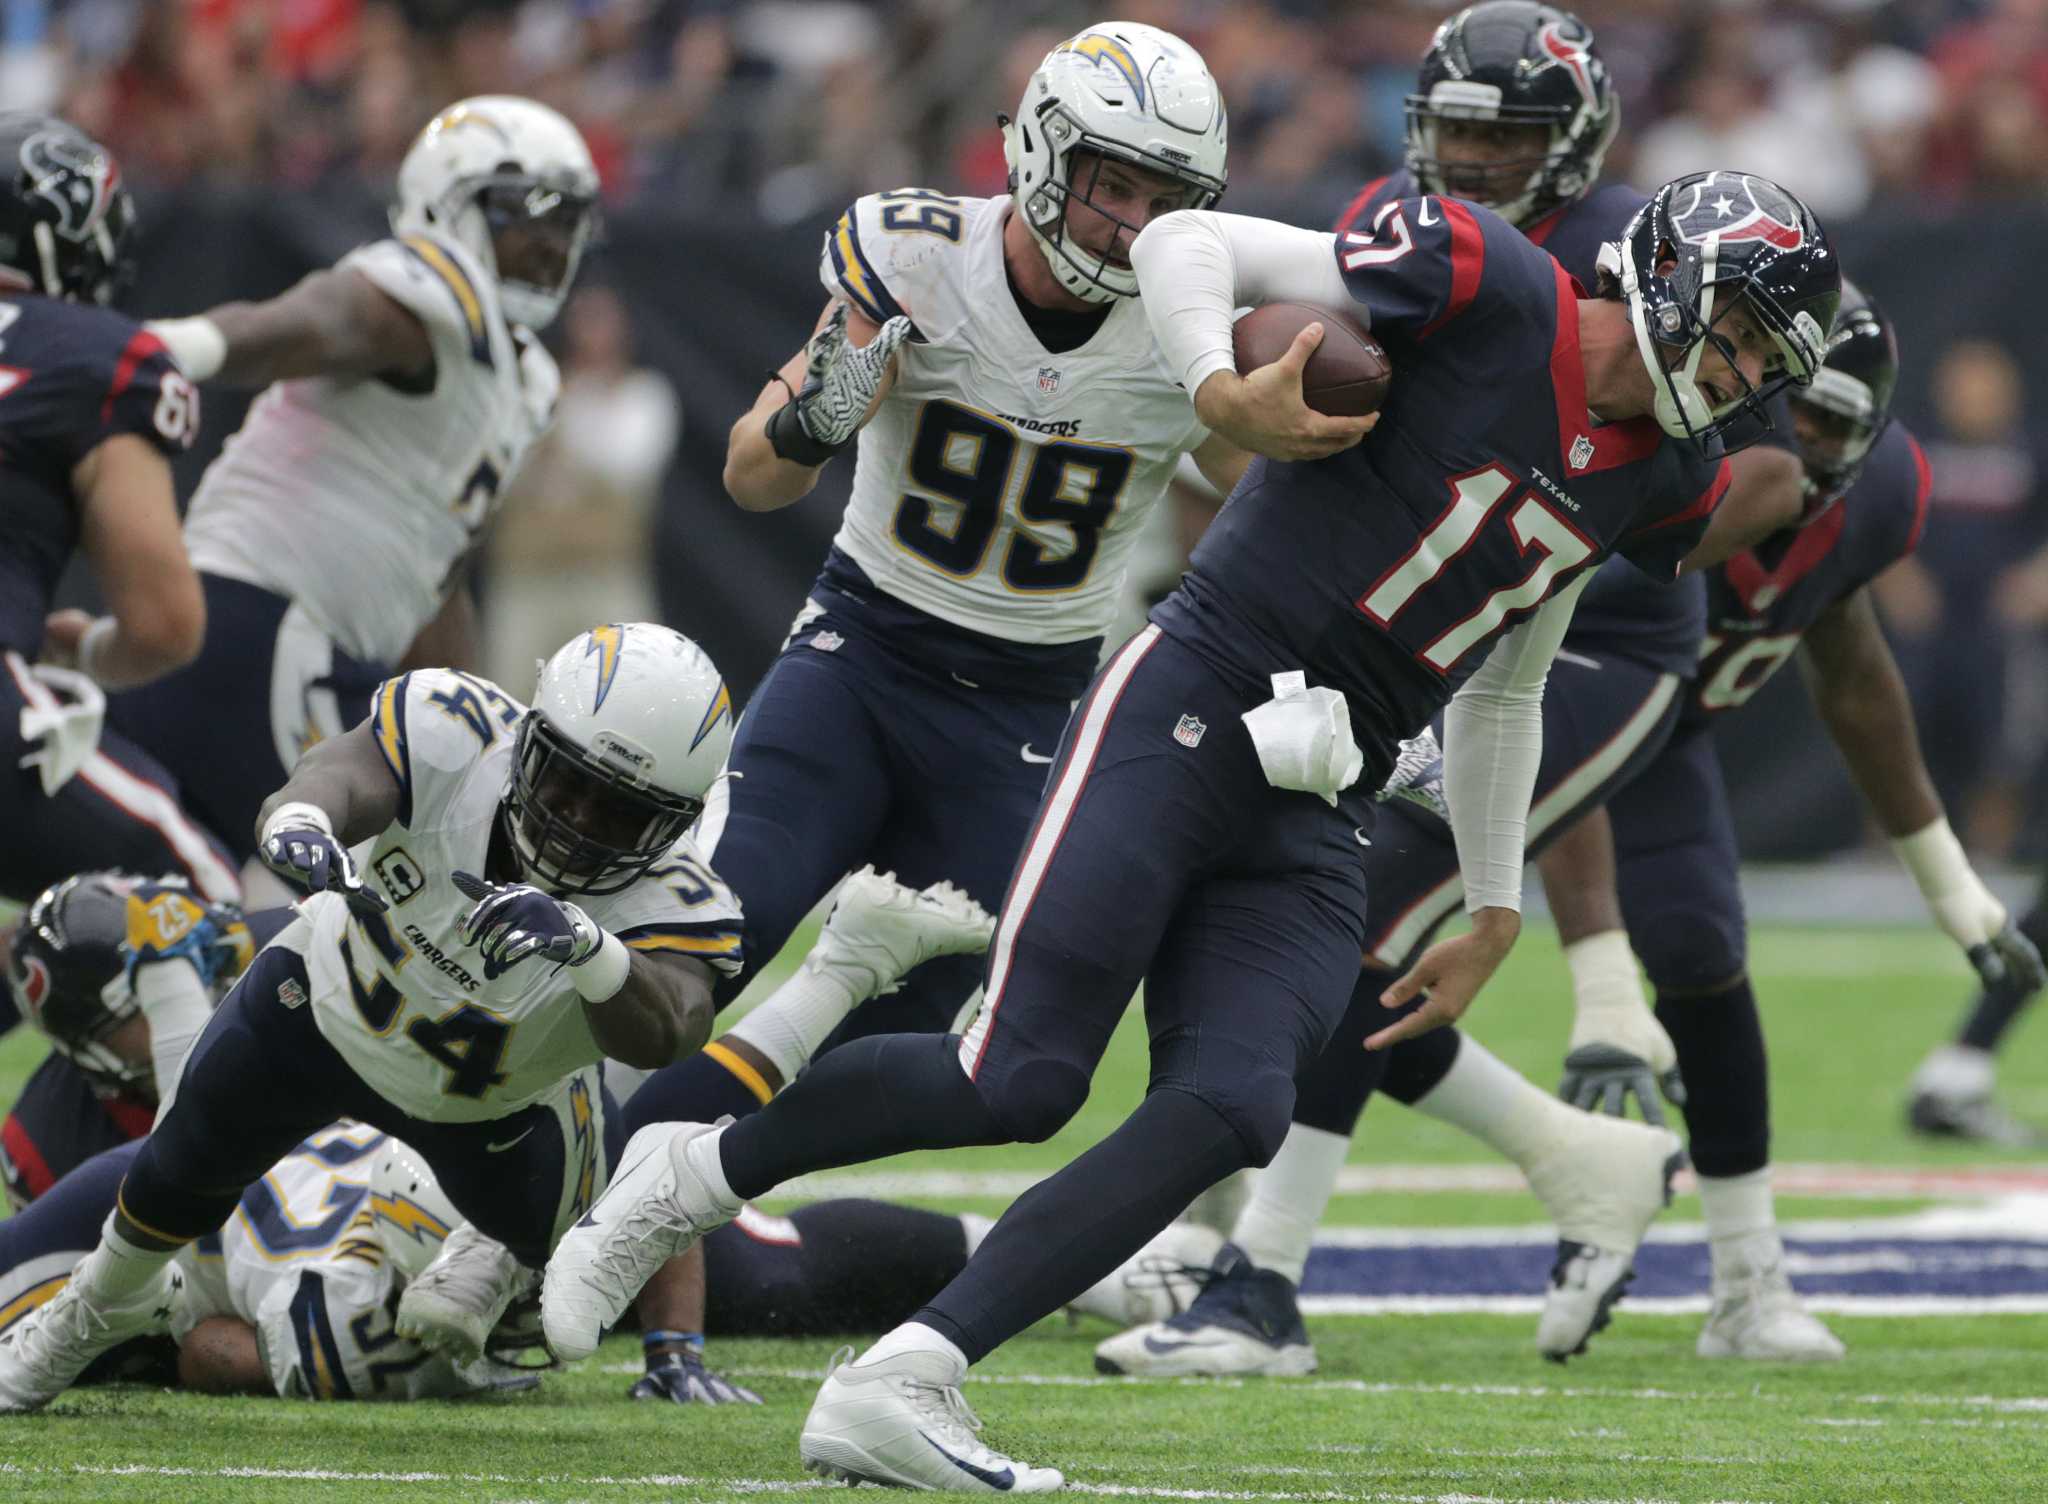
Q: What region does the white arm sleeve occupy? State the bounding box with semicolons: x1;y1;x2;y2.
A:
1443;572;1591;914
1130;211;1356;400
134;958;214;1113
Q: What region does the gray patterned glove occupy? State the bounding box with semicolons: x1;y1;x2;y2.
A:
766;302;913;463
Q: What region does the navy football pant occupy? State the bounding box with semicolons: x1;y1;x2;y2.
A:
705;1200;968;1338
624;618;1071;1134
1292;653;1685;1134
107;575;385;863
1;652;240;905
719;626;1375;1361
117;945;621;1268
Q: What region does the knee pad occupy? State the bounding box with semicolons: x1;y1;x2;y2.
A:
978;1059;1091;1144
1202;1064;1298;1168
1631;906;1745;995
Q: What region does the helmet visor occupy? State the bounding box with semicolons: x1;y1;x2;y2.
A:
479;177;601;311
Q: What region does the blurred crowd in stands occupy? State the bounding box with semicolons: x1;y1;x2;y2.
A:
10;0;2048;220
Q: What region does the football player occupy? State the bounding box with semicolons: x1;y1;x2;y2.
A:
544;150;1841;1487
598;19;1253;1384
0;113;237;907
0;622;745;1412
105;96;596;868
1091;0;1898;1379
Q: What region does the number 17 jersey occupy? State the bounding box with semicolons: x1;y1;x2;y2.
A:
823;190;1208;648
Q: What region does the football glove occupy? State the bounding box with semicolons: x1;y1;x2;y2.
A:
451;870;603;982
769;301;914;459
1970;917;2048;993
120;887;249;990
629;1347;763;1407
258;802;385;916
1559;1043;1687;1127
1893;819;2048;990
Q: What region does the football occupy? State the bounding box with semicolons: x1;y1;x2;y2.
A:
1231;301;1392;418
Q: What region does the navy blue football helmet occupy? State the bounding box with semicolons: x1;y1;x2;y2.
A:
0;114;135;306
1787;286;1898;522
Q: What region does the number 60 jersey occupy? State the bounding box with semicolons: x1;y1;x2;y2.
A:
823;190;1209;647
288;668;744;1123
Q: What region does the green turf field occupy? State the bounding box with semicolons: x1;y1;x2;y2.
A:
3;922;2045;1503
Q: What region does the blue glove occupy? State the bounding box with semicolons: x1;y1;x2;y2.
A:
258;802;385;916
120;885;246;988
452;870;602;982
628;1342;763;1407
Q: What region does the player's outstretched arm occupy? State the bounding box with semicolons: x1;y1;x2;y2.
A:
257;719;402;851
581;952;717;1069
724;297;905;512
1130;211;1374;462
43;434;204;688
1679;444;1806;573
1800;589;2045;988
147;268;434;389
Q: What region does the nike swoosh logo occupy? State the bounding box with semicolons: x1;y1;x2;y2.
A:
485;1125;536;1153
1353;828;1372;847
1418;197;1440;226
1142;1334;1229;1356
1019;744;1054;765
572;1146;659;1227
925;1436;1015;1490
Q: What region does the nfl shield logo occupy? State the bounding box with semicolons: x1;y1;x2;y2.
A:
1568;434;1595;471
1037;366;1062;396
1173;714;1207;748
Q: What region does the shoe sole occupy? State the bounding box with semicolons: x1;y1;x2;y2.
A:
1093;1345;1317;1379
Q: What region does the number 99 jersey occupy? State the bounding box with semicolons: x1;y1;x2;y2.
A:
823;191;1208;647
297;668;744;1123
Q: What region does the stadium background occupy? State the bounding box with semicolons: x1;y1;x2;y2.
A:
20;0;2048;865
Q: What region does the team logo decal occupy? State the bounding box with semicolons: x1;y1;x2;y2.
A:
1059;33;1147;106
16;956;50;1020
1038;366;1062;396
1568;434;1595;471
586;624;625;712
21;128;119;245
690;680;734;753
1676;176;1805;251
374;848;427;905
1537;21;1600;111
1173;714;1207;748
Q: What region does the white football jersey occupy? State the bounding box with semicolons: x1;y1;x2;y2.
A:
823;191;1208;645
183;233;559;664
297;667;743;1123
170;1124;497;1401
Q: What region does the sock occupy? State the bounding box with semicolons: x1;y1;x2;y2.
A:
88;1220;175;1304
623;1047;773;1135
718;1032;1006;1202
1914;1043;1996;1100
858;1320;967;1376
959;1213;996;1258
726;954;867;1085
682;1127;743;1216
920;1088;1249;1364
1410;1033;1580;1170
1957;981;2036;1055
1655;977;1769;1178
1230;1124;1348;1284
1698;1166;1777;1279
1563;930;1658;1053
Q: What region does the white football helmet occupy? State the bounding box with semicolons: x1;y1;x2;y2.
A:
507;623;734;895
1004;22;1228;304
369;1138;462;1284
392;95;599;330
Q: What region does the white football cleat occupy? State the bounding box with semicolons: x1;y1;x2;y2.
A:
800;1346;1063;1493
542;1120;736;1362
0;1255;181;1412
1092;1244;1316;1378
397;1222;530;1365
813;867;995;999
1526;1115;1684;1362
1698;1234;1845;1362
1065;1222;1225;1327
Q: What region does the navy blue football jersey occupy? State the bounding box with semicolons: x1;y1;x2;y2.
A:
1332;176;1703;680
1685;419;1929;724
1152;195;1729;786
0;295;197;655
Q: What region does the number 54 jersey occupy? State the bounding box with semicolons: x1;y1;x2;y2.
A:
292;668;744;1123
824;190;1208;647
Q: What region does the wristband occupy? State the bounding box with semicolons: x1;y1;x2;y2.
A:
74;616;118;683
262;800;335;843
145;316;227;382
570;929;631;1003
1891;817;1973;902
643;1329;705;1352
765;398;848;467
